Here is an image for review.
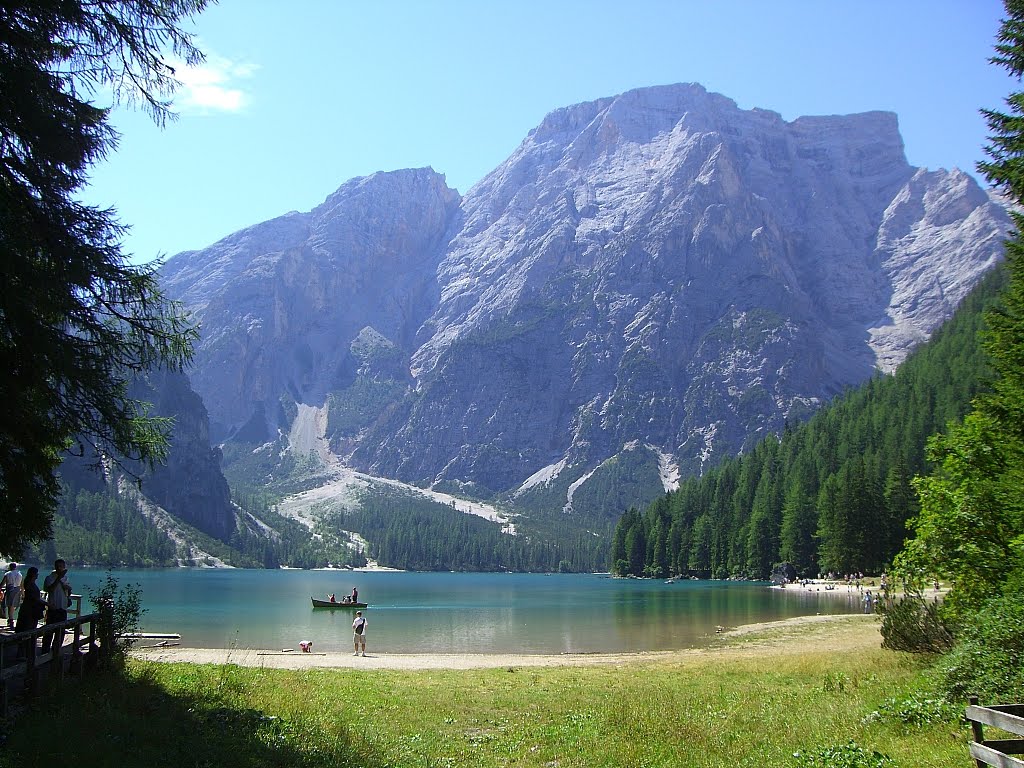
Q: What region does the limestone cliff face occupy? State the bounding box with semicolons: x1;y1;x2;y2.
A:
162;83;1008;505
59;369;236;542
127;370;235;540
161;168;461;440
354;84;1007;487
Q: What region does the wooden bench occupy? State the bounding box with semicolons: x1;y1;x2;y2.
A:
967;696;1024;768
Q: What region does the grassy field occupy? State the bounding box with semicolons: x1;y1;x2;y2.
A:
1;616;971;768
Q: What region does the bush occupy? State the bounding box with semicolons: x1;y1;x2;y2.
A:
879;593;953;653
792;742;895;768
934;588;1024;703
861;693;961;727
822;671;851;693
87;572;145;671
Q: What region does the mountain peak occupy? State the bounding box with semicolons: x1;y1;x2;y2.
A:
162;83;1008;506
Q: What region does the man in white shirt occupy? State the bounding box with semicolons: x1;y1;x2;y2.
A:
2;562;23;629
41;559;71;654
352;611;367;656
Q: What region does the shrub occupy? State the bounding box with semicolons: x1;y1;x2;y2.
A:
822;671;850;693
879;593;953;653
792;741;895;768
934;588;1024;703
87;572;145;671
861;693;961;727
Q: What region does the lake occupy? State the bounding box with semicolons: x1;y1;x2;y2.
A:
65;569;864;655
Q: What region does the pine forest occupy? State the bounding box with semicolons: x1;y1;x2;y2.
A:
610;266;1006;580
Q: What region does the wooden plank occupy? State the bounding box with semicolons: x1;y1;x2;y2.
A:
970;742;1024;768
992;707;1024;719
983;741;1024;756
0;663;26;682
968;706;1024;737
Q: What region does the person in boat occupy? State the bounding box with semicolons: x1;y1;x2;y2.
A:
352;610;367;656
351;586;358;604
328;593;336;604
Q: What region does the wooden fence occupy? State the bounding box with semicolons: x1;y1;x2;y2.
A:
966;696;1024;768
0;607;110;717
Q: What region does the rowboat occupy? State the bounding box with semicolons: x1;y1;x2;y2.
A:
311;597;367;609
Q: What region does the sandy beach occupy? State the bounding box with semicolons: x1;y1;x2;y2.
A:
771;578;949;602
131;613;882;671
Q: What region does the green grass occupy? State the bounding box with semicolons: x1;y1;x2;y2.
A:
1;621;972;768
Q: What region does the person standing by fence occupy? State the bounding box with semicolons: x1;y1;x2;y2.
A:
41;560;71;655
2;562;23;629
15;567;45;658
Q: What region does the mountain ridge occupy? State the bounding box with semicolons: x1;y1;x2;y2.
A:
160;82;1008;523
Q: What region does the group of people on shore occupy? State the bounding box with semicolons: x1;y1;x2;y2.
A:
779;571;891;592
1;559;75;657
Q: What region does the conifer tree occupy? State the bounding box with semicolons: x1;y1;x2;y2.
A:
779;478;818;574
0;1;208;554
899;0;1024;616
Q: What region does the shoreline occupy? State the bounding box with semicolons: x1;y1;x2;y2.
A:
771;579;949;600
131;613;881;671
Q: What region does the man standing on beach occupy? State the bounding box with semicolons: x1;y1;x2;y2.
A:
352;611;367;656
42;559;71;654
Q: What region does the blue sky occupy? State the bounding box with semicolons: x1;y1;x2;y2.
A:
83;1;1014;264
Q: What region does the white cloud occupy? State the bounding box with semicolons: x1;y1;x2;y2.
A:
173;53;258;114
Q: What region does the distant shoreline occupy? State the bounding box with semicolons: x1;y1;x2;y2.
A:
770;578;949;600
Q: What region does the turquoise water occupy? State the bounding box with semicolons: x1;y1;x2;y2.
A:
65;569;863;654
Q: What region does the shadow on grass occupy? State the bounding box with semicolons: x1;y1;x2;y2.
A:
1;663;387;768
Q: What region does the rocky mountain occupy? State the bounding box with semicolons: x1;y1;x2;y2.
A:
161;83;1009;519
124;369;235;540
58;368;236;541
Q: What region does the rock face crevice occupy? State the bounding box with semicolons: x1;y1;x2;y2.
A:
161;83;1008;499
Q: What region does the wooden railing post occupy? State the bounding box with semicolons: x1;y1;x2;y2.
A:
24;632;37;698
969;695;986;768
53;621;65;684
71;622;83;676
1;638;7;719
98;598;114;666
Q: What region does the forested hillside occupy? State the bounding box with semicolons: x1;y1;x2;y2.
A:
611;266;1006;580
18;486;366;570
332;489;609;572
